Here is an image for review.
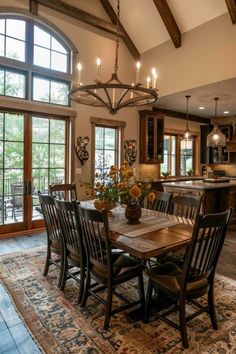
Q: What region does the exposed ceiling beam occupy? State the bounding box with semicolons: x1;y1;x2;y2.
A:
153;0;181;48
29;0;38;15
36;0;124;38
153;108;211;124
225;0;236;24
99;0;140;60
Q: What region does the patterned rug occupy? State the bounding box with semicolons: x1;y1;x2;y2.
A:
0;246;236;354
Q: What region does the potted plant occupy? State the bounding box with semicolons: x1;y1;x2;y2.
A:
161;171;170;179
187;169;194;177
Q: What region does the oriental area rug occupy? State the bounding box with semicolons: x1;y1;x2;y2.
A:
0;247;236;354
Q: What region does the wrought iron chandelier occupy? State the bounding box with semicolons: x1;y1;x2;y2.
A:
69;0;158;115
207;97;226;147
181;95;193;141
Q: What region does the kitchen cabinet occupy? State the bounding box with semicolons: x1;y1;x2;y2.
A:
200;125;232;164
139;110;164;163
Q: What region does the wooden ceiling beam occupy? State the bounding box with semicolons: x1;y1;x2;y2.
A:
29;0;38;15
35;0;124;38
99;0;140;60
225;0;236;24
153;0;181;48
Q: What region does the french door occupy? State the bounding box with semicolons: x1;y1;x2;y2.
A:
0;110;69;235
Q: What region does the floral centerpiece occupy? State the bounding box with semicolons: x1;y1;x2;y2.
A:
80;163;156;223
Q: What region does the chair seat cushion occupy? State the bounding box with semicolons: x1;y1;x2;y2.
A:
146;262;209;297
92;253;142;279
67;245;80;264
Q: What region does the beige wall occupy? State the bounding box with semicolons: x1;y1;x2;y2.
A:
141;13;236;97
1;0;218;197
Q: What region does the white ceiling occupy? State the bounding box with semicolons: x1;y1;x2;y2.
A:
109;0;228;53
64;0;228;54
156;78;236;118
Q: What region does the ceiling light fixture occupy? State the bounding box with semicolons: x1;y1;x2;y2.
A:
69;0;158;115
182;95;193;141
206;97;226;147
224;110;230;114
199;106;205;110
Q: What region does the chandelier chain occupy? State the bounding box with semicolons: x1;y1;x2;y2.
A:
114;0;120;75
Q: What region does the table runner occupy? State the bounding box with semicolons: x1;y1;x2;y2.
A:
109;207;179;238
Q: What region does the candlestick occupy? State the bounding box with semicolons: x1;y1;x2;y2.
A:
77;62;82;84
96;57;101;80
136;61;141;83
112;88;115;107
151;68;157;88
146;76;151;89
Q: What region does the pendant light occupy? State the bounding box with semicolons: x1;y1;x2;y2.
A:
182;95;193;140
206;97;226;147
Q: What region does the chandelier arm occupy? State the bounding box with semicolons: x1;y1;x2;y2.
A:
118;93;157;109
103;87;113;109
115;88;131;110
86;89;111;109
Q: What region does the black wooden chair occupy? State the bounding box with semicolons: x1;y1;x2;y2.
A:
49;182;78;201
144;191;172;213
79;205;145;330
54;199;85;303
170;195;202;225
38;192;63;287
144;208;233;348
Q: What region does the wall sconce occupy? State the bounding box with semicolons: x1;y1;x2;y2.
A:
75;136;89;165
124;140;137;166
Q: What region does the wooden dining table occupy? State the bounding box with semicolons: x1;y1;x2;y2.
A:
82;201;193;261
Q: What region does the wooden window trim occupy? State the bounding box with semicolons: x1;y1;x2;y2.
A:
90;117;126;178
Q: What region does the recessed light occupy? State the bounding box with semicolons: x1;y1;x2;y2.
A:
199;106;205;110
224;111;229;114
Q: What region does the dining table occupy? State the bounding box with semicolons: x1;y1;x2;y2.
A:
82;202;193;261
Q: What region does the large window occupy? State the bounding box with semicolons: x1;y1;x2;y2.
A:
95;126;118;177
160;134;196;176
161;135;176;176
91;117;125;179
180;139;193;175
0;16;72;106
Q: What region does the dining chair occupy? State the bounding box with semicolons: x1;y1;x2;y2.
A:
145;191;172;213
79;205;145;330
54;199;85;303
49;182;78;201
144;207;233;348
170;195;203;225
10;183;24;221
38;192;63;287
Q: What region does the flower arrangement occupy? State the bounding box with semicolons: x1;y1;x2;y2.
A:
80;163;156;208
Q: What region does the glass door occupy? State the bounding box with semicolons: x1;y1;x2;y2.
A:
31;116;67;228
0;112;26;233
0;111;68;235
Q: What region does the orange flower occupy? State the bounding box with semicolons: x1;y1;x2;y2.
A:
126;169;134;178
95;182;101;187
99;185;106;192
117;182;124;190
148;192;156;202
129;185;141;199
112;184;117;189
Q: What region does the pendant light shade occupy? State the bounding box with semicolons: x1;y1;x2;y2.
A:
206;98;226;147
182;95;193;141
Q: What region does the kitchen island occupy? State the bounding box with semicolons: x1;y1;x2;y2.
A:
163;180;236;214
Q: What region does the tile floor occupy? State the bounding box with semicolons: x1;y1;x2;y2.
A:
0;233;46;353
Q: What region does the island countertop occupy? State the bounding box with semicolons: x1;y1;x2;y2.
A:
162;180;236;190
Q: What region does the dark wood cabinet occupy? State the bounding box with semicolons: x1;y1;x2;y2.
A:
200;124;232;164
139;110;164;163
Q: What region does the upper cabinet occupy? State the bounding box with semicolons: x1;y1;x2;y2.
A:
139;111;164;163
200;125;232;164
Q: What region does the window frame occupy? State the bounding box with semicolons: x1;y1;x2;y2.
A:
160;132;198;177
90;117;126;179
0;14;73;107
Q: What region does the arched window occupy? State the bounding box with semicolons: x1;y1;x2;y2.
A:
0;15;72;105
